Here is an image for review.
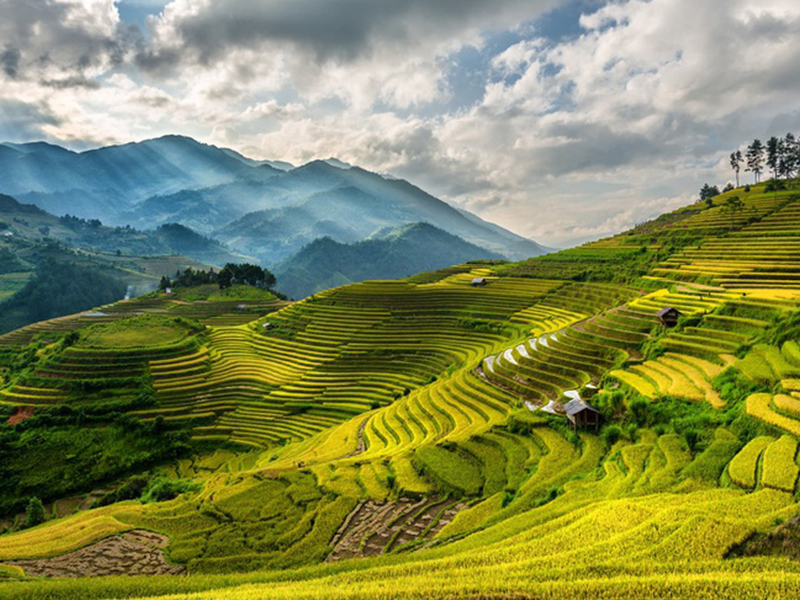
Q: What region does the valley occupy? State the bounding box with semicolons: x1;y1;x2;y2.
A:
1;180;800;598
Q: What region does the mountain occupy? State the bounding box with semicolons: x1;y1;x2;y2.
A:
0;193;242;333
0;136;547;267
0;194;248;265
0;135;266;220
212;160;547;264
275;222;503;298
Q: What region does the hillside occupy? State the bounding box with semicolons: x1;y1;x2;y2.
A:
275;222;504;298
0;194;236;334
1;181;800;598
0;137;546;265
0;194;248;265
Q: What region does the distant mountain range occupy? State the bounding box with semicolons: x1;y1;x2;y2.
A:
0;135;549;296
275;222;503;299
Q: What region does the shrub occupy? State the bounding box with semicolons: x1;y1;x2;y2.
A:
23;497;45;529
601;425;623;447
140;477;199;503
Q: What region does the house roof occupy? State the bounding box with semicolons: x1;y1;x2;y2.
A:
471;277;487;284
563;398;600;416
656;306;681;318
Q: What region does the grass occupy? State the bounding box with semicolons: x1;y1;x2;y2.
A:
78;316;197;349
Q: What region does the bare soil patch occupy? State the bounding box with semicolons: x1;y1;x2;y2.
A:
6;406;34;426
10;530;185;578
327;496;465;562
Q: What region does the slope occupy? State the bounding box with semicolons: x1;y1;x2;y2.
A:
1;180;800;599
274;222;504;298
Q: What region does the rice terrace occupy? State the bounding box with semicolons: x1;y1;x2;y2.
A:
3;0;800;597
0;175;800;599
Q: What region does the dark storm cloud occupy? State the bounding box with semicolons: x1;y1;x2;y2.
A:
138;0;562;71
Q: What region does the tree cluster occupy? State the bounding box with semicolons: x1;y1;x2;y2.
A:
160;263;276;291
730;133;799;185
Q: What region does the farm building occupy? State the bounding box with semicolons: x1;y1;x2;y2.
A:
656;306;682;328
563;398;601;429
471;277;488;287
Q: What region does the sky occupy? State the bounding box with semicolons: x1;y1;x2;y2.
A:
1;0;800;247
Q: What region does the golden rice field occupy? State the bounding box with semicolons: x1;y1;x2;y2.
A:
2;182;800;598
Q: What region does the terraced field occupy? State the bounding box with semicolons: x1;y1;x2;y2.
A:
3;182;800;598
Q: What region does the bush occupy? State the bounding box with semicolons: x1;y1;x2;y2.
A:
140;477;199;503
23;497;45;529
601;425;623;447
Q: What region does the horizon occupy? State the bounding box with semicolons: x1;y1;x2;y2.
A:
1;0;799;248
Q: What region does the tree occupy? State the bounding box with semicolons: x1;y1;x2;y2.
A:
218;263;276;290
722;195;744;228
159;275;171;290
745;139;765;183
766;136;781;180
24;496;45;529
699;183;720;201
729;150;743;187
781;133;798;179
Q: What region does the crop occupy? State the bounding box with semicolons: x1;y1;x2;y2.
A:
760;435;799;493
728;436;773;489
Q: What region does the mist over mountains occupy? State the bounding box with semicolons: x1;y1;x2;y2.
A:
0;135;548;294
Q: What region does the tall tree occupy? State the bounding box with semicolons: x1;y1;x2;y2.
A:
745;139;765;184
781;133;798;179
766;136;780;180
729;150;743;187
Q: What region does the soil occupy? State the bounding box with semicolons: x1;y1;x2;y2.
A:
6;406;34;426
327;496;465;562
9;530;185;578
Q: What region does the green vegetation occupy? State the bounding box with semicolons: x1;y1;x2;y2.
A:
78;315;201;349
2;178;800;598
0;260;127;335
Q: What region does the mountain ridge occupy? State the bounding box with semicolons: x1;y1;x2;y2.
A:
0;135;546;265
274;221;503;298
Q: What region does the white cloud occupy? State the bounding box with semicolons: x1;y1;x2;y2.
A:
1;0;800;247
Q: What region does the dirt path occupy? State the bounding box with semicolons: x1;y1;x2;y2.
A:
344;418;369;458
327;497;465;562
9;530;185;578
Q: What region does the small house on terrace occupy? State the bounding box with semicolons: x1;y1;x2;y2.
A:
471;277;488;287
656;306;682;328
564;398;601;430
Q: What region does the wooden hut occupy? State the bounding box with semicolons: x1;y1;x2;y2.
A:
563;398;601;430
656;306;682;328
471;277;488;287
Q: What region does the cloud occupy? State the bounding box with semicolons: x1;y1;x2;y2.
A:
141;0;560;68
0;0;128;82
0;99;62;141
2;0;800;248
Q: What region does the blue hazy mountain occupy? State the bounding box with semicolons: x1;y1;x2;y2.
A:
0;135;547;267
